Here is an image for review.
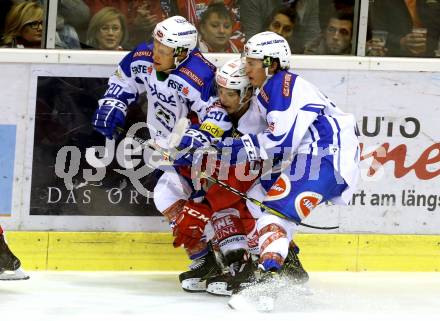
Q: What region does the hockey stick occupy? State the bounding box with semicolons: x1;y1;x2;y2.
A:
125;130;339;230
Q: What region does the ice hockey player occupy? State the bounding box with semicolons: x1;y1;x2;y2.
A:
92;15;216;141
170;57;263;295
212;32;360;297
91;16;218;291
171;58;309;296
0;225;29;280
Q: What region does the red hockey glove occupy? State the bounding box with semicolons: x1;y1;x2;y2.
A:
173;200;212;249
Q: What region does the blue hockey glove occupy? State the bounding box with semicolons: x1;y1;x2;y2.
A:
173;127;211;167
92;99;127;139
214;134;261;165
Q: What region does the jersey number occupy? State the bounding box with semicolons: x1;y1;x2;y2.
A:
106;83;123;96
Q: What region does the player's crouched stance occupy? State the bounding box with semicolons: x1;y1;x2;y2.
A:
215;32;360;311
170;58;309;296
0;225;29;280
159;59;260;293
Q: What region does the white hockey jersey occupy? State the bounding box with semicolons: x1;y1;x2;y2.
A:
100;41;217;139
254;71;360;204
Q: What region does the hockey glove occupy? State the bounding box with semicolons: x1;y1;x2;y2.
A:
92;98;127;139
214;134;261;165
173;127;211;167
173;200;212;249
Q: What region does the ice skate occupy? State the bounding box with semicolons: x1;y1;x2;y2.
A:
206;249;257;296
179;248;222;292
280;243;309;283
0;234;29;281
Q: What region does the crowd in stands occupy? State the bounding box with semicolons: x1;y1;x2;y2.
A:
1;0;439;57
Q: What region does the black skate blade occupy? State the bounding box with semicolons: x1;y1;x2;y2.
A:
182;288;205;293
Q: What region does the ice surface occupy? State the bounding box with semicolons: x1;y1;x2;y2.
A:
1;272;439;321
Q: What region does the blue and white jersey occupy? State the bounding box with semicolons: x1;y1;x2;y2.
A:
99;41;216;139
254;71;360;204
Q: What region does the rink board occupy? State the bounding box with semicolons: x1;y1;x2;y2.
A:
6;232;440;272
1;59;440;235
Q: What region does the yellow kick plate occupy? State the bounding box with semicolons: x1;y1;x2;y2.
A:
5;232;440;272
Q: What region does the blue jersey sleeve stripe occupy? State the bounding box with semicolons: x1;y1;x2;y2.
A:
266;114;298;146
330;116;342;173
301;104;325;113
308;127;316;153
313;116;335;150
119;50;134;78
330;116;342;149
266;132;285;142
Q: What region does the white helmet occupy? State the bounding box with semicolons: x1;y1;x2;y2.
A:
215;58;251;104
243;31;291;69
216;58;251;103
153;16;198;55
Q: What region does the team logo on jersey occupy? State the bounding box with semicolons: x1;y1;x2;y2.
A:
294;192;322;220
260;88;269;103
283;73;292;97
266;174;291;201
131;65;149;75
200;122;224;138
179;67;204;86
149;83;177;106
168;79;190;97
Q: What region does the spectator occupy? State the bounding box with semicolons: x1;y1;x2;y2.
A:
176;0;245;50
318;0;354;31
56;0;90;49
304;10;353;55
265;6;296;50
84;1;178;47
198;3;241;53
239;0;320;53
56;17;82;49
86;7;127;50
369;0;440;57
1;1;43;48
